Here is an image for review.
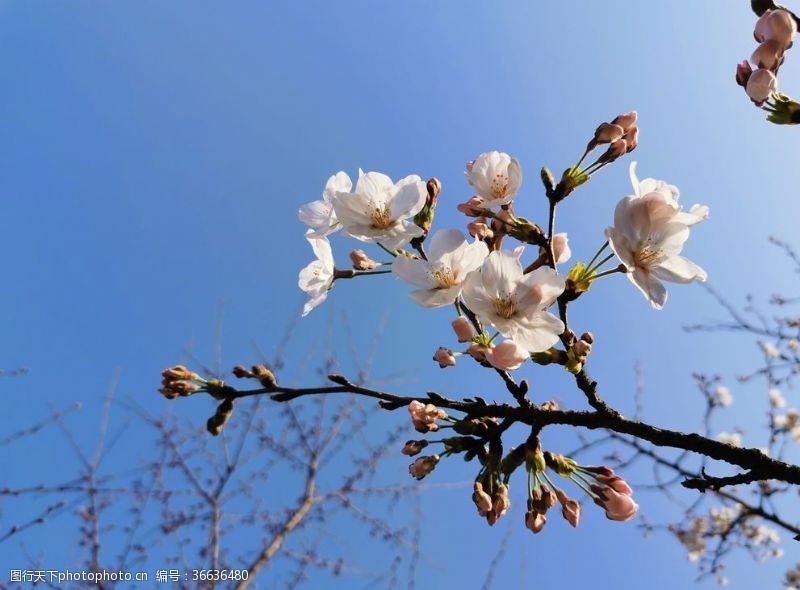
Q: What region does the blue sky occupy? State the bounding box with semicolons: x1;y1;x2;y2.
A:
1;1;799;588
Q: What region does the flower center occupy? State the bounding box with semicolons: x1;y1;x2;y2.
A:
429;265;456;289
634;244;664;268
370;205;393;229
491;173;509;199
493;295;516;319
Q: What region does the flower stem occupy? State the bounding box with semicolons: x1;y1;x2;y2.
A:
585;241;610;270
588;252;616;273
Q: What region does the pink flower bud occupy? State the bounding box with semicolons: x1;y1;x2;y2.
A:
409;455;440;480
408;400;447;432
591;484;639;521
162;365;197;382
751;39;785;70
746;68;777;103
456;196;487;217
558;493;581;528
611;111;638;131
467;219;494;240
540;400;560;411
573;340;592;357
350;249;381;270
484;340;529;371
592;122;624;144
736;60;753;87
552;232;571;264
432;347;456;368
525;510;547;533
595;474;634;496
451;317;476;343
472;481;493;515
402;440;428;456
598;139;627;164
467;342;490;362
755;9;797;49
623;126;639;153
492;483;511;521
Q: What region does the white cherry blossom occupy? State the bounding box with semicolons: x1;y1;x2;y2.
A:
298;171;352;238
462;250;565;352
465;151;522;209
605;162;709;310
392;229;488;308
330;169;427;249
298;232;335;316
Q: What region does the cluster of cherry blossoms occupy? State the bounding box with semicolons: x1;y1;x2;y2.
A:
737;6;800;124
402;401;638;532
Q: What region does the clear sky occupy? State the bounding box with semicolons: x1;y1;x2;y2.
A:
1;1;799;588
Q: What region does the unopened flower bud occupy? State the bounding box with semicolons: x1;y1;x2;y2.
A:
746;68;777;103
402;440;429;456
467;342;490;362
409;455;440;480
159;386;179;400
611;111;638;131
473;481;493;515
755;9;797;48
556;490;581;527
751;38;785;70
580;331;594;344
350;249;381;270
597;139;627;164
456;196;487;217
467;218;494;240
491;483;511;522
591;122;624;146
170;381;201;396
451;317;476;343
736;60;753;87
251;364;277;388
433;347;456;368
484;339;529;371
162;365;197;382
623;126;639;153
525;509;547;533
540;399;559;411
573;340;592;357
206;399;234;436
232;365;253;379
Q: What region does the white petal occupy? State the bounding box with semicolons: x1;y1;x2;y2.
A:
517;267;565;310
482;250;523;297
307;234;334;269
628;161;641;198
673;204;709;226
409;284;463;308
323;171;352;201
462;270;494;318
389;176;427;220
605;227;636;270
331;191;373;228
450;240;489;280
507;312;564;352
630;268;667;310
426;229;467;262
355;171;394;201
392;257;435;288
652;255;707;284
302;290;329;316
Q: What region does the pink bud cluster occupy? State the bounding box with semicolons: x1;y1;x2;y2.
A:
583;465;639;521
159;365;202;399
472;481;511;526
737;8;797;104
407;400;447;433
587;112;639;163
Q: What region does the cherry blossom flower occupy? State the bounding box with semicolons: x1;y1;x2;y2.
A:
392;229;489;308
298;171;352;237
715;385;733;407
298;233;335;316
769;388;787;408
717;432;742;447
465;151;522;209
462;250;565;352
330;170;427;249
605;162;709;310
